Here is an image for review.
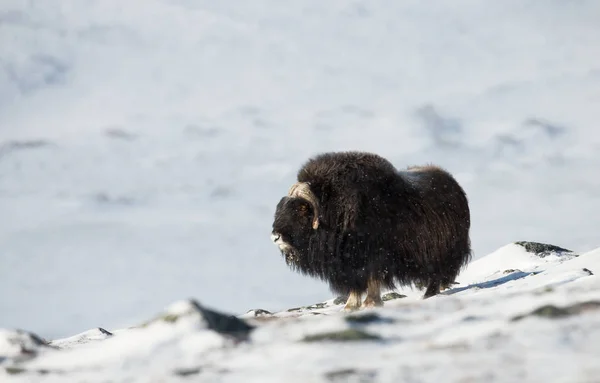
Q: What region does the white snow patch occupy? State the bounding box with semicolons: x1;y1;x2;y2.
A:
1;243;599;382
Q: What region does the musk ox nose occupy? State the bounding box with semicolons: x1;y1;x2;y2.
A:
271;233;281;243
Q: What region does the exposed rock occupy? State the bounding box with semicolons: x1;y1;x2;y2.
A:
512;301;600;321
4;366;59;376
333;296;348;305
0;329;55;364
4;367;25;375
303;329;381;342
243;309;273;318
325;368;377;382
514;241;574;257
138;299;254;342
49;328;113;349
345;313;394;325
287;301;329;312
382;292;407;301
189;300;255;342
173;367;202;377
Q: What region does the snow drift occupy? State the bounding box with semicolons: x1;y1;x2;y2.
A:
1;241;599;382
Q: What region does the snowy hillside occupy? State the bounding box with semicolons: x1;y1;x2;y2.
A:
2;0;600;343
1;241;599;382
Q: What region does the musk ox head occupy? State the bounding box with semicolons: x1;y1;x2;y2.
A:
271;182;320;263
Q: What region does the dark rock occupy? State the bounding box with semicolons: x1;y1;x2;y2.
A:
382;292;407;301
303;329;381;342
173;367;202;377
0;329;55;364
287;301;328;312
514;241;574;257
48;327;113;349
345;313;394;325
138;300;255;343
513;305;570;320
5;367;25;375
4;367;58;376
306;302;327;310
333;296;348;305
189;300;255;342
512;301;600;321
97;327;112;336
566;301;600;314
582;268;594;276
245;309;273;317
325;368;377;382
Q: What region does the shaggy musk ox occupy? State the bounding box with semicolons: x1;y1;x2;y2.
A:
270;151;472;311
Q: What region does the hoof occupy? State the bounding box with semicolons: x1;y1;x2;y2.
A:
362;299;383;308
341;304;361;312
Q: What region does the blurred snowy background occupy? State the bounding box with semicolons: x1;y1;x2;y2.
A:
1;0;599;339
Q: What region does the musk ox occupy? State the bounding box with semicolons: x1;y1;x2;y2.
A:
270;151;472;311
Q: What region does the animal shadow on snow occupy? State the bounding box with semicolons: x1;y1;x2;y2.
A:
441;270;535;296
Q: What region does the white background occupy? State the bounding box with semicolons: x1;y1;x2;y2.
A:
1;0;599;339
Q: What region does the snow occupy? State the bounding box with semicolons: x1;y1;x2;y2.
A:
1;243;600;382
1;0;600;356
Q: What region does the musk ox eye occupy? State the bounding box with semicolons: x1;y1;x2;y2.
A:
297;203;309;214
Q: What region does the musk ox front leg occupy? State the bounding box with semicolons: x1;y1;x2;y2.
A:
342;291;363;311
363;278;383;308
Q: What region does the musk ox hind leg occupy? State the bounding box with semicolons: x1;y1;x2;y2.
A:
363;278;383;308
342;291;363;311
423;280;441;299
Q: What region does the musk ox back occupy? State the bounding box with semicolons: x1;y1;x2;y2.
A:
271;151;471;311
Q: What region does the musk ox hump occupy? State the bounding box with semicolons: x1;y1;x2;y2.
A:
294;151;401;232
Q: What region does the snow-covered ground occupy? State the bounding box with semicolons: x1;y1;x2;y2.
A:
1;0;600;343
1;241;599;382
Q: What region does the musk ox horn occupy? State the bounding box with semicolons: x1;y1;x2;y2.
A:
287;182;320;229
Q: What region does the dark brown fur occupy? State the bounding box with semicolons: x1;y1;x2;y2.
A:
271;151;472;300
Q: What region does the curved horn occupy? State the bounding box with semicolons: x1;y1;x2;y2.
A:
287;182;320;229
